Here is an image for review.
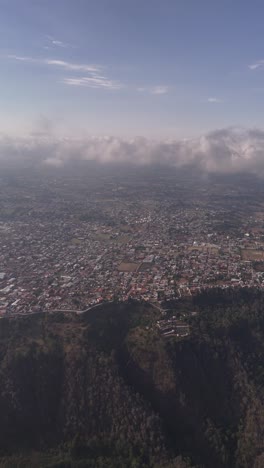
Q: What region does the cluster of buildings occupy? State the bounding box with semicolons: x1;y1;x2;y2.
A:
0;170;264;316
157;317;190;338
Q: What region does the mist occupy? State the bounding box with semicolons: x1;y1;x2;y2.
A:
1;127;264;175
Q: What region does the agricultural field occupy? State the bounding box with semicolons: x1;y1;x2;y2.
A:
188;244;220;255
118;262;139;272
93;232;112;242
241;248;264;261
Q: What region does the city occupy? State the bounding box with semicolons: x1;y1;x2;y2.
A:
0;165;264;316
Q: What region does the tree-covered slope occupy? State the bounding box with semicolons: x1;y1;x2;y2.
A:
1;291;264;467
0;302;188;468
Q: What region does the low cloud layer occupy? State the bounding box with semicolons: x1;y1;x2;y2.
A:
1;128;264;175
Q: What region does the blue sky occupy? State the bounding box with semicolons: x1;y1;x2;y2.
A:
1;0;264;138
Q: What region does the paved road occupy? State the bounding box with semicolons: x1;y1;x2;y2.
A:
3;301;115;319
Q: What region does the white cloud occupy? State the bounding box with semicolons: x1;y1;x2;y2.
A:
1;127;264;175
44;157;64;167
7;54;123;90
46;35;70;48
7;55;169;94
46;59;100;73
249;60;264;70
207;97;223;103
52;40;65;47
62;76;123;90
7;55;100;73
137;85;169;95
7;55;32;62
150;86;169;95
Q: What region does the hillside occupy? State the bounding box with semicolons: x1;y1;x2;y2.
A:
1;291;264;467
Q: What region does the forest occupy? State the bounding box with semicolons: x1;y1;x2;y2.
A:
1;289;264;467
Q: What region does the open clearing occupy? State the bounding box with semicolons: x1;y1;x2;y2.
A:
118;262;139;272
241;249;264;261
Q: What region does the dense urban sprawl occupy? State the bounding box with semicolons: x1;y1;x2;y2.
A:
0;166;264;315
